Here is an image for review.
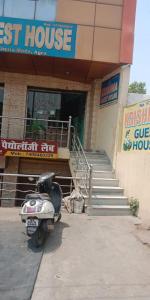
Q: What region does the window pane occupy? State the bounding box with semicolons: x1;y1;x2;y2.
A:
35;0;56;21
34;91;61;120
27;90;61;122
0;0;4;16
4;0;35;19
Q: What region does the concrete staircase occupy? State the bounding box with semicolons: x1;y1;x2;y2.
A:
78;151;130;216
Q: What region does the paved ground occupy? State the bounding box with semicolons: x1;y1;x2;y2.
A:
1;209;150;300
0;208;43;300
32;212;150;300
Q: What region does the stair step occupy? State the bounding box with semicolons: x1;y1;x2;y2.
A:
91;196;128;206
84;194;128;201
91;164;112;171
80;186;124;195
91;195;127;199
86;155;107;159
90;186;124;195
71;159;110;166
87;205;131;216
84;150;105;155
93;178;119;187
71;152;106;160
87;159;110;164
85;151;106;155
75;170;115;179
92;171;115;178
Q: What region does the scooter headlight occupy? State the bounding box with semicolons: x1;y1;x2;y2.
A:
30;199;36;206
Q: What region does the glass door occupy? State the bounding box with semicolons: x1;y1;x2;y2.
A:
26;88;61;140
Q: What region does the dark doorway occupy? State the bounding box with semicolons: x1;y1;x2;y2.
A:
61;92;86;144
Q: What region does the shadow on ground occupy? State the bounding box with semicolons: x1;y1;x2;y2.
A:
44;221;70;253
0;221;43;300
27;221;69;253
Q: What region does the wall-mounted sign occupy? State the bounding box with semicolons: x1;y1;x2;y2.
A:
122;100;150;152
0;17;77;58
0;139;58;159
100;73;120;105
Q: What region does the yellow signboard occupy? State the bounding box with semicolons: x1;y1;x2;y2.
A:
5;151;58;159
122;100;150;152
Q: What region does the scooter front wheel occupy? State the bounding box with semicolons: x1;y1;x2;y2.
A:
31;227;46;247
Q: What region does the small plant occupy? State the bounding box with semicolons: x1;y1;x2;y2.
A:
29;120;46;140
31;120;46;132
129;197;139;216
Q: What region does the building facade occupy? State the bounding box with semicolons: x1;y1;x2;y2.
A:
0;0;137;207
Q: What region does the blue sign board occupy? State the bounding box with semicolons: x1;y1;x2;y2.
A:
0;17;77;58
100;73;120;105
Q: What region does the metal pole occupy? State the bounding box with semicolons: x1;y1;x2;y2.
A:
88;165;93;206
70;178;73;194
7;118;10;138
67;116;72;149
23;117;26;140
60;122;63;147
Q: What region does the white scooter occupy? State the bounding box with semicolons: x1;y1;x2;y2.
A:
20;173;62;247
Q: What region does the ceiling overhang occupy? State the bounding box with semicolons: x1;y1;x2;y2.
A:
0;52;121;83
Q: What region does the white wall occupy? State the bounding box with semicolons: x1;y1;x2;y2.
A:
115;95;150;226
116;152;150;226
94;65;130;164
95;102;118;161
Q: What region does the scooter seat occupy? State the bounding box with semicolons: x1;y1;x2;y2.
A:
49;182;62;214
25;193;50;202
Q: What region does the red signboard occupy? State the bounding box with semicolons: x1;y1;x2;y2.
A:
0;139;58;159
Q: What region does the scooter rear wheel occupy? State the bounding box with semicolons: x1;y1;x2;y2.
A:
56;213;62;222
32;227;46;247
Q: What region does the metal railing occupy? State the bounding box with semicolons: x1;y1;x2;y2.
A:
0;115;72;148
71;127;93;204
0;115;93;206
0;173;76;206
